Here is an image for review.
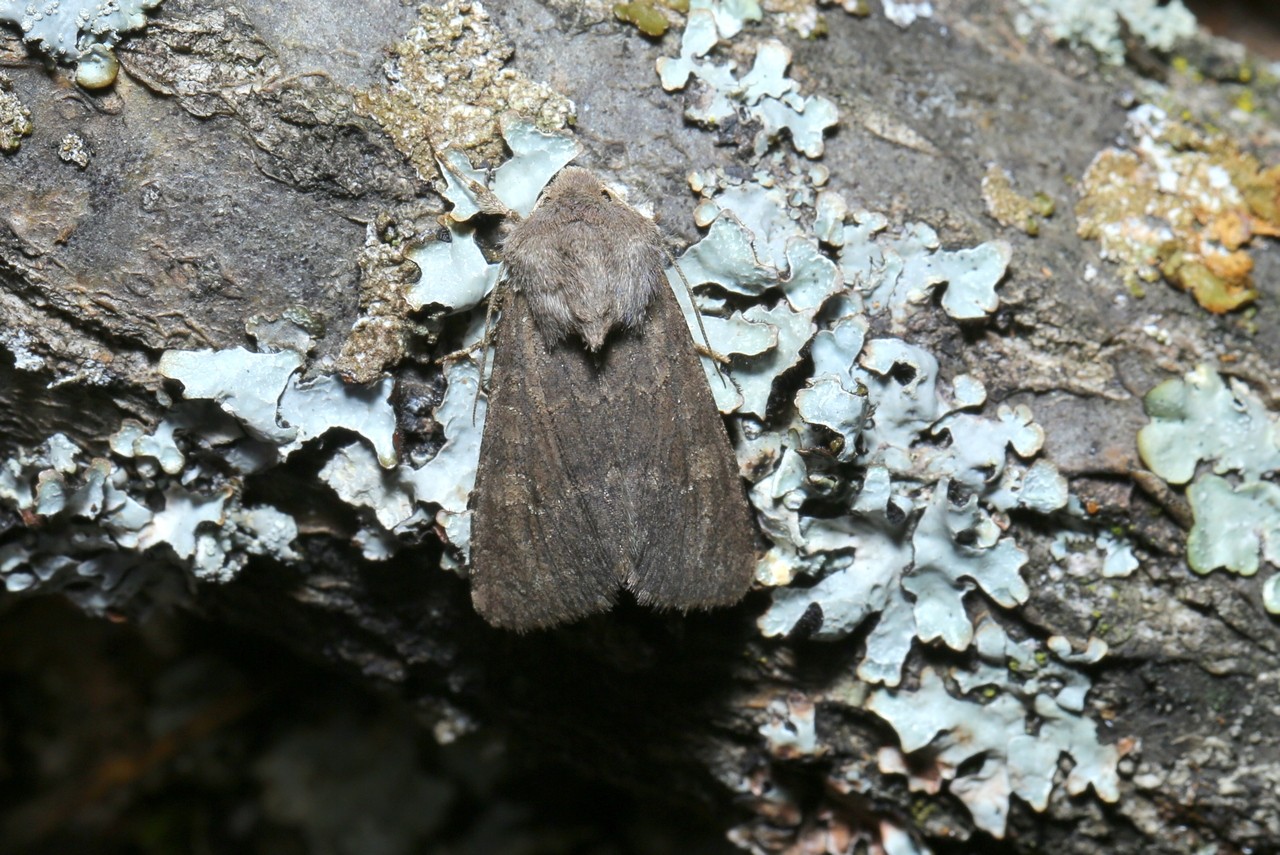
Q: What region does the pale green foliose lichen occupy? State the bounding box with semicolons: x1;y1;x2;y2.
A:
0;0;161;85
406;226;501;315
159;348;398;468
871;645;1119;839
656;10;837;157
1138;365;1280;609
665;145;1113;839
637;11;1124;833
758;693;819;758
692;0;762;38
1138;365;1280;485
1014;0;1197;65
0;335;420;607
0;423;298;609
1186;476;1280;578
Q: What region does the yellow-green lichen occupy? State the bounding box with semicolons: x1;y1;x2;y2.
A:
614;1;671;36
74;44;120;90
981;165;1055;236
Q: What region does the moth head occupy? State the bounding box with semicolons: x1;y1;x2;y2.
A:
540;167;612;207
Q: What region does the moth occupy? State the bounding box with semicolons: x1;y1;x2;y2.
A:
468;167;756;630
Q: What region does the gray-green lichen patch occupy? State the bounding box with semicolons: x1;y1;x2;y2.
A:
1014;0;1197;65
1138;364;1280;611
1051;529;1140;579
1186;476;1280;581
160;349;304;445
0;0;160;83
320;351;486;567
432;118;581;224
246;309;323;357
1138;364;1280;485
693;0;762;38
0;72;33;153
828;205;1012;324
634;9;1126;830
406;226;500;315
159;347;398;469
657;10;837;157
0;424;298;608
0;331;416;605
355;0;574;177
870;617;1119;838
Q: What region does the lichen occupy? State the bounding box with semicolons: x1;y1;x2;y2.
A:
880;0;932;29
633;9;1127;835
0;0;160;84
759;693;820;758
1138;365;1280;609
871;635;1121;839
656;11;837;157
0;72;33;154
355;0;574;174
0;425;298;610
1138;364;1280;484
1014;0;1197;65
58;132;91;168
1076;105;1280;312
981;164;1054;236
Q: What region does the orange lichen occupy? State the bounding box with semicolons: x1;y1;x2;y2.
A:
1075;107;1280;313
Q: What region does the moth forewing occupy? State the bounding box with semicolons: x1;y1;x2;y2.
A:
468;167;756;630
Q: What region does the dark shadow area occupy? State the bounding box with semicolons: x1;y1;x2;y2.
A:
0;595;744;855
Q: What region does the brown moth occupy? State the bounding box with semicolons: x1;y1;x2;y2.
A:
468;167;756;630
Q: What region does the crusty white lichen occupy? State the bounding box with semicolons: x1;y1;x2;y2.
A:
355;0;574;174
0;72;33;153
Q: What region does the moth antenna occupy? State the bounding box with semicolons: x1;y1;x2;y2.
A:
663;246;728;386
471;275;508;424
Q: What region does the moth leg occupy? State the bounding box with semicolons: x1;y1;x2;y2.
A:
434;152;520;221
692;342;732;364
438;339;486;362
437;279;511;422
